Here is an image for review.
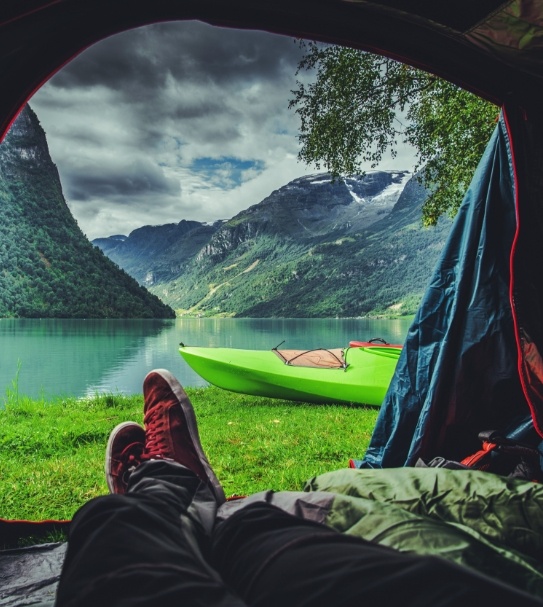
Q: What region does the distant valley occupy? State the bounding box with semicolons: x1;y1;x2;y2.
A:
94;171;453;318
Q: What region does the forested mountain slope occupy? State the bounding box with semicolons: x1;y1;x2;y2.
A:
0;105;174;318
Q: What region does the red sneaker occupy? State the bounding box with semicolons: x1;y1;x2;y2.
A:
142;369;226;504
105;422;145;494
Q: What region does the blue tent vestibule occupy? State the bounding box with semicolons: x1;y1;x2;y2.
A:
354;106;543;468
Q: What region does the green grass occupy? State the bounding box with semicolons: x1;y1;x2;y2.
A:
0;388;379;522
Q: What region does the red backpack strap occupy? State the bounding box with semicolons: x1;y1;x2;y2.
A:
460;439;499;467
460;429;543;481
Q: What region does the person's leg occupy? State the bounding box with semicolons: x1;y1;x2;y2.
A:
56;369;245;607
212;501;543;607
57;461;245;607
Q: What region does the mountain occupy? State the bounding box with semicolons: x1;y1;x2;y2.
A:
0;105;175;318
93;220;221;287
94;171;453;318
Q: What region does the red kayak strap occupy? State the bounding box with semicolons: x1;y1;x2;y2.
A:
349;339;402;349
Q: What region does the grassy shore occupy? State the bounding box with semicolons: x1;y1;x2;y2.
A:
0;387;379;522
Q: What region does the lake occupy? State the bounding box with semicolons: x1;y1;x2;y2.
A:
0;317;412;402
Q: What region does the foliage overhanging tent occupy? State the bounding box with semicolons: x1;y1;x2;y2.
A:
1;0;543;464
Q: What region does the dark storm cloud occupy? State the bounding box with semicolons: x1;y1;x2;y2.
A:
42;20;306;152
67;157;180;201
169;97;236;121
51;22;303;95
157;24;302;83
51;27;168;92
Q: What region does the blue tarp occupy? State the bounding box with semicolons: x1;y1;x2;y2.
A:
355;108;536;468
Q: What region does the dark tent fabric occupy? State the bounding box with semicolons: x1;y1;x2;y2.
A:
2;1;543;142
353;106;543;468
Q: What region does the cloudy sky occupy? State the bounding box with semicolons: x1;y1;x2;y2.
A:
29;21;416;240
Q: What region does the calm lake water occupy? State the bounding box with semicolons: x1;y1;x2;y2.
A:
0;317;412;402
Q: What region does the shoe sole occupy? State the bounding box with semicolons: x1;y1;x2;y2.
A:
146;369;226;504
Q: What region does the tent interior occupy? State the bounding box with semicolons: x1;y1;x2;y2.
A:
2;1;543;605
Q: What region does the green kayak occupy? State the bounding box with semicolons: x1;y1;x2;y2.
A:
178;343;402;406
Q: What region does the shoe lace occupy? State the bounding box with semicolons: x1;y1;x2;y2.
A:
117;442;144;484
142;407;171;460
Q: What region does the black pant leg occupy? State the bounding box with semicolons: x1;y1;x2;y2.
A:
211;502;543;607
56;460;246;607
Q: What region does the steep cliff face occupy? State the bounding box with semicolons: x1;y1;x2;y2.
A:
0;105;75;233
195;221;259;263
0;105;56;171
0;105;175;318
